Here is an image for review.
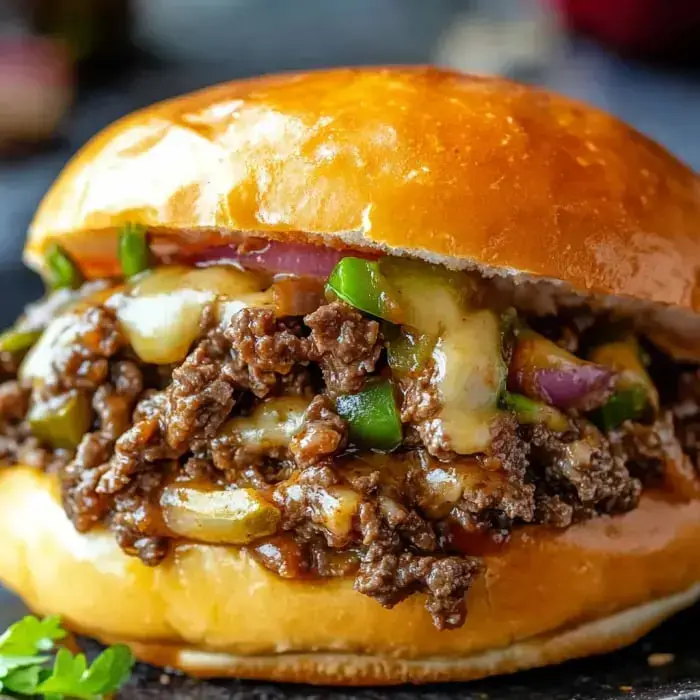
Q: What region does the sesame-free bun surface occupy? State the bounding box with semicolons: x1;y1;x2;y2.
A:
26;67;700;311
3;467;700;684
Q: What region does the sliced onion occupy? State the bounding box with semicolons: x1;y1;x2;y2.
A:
533;366;615;411
195;240;367;278
509;331;615;411
20;313;81;384
161;486;281;544
415;457;518;520
110;265;270;364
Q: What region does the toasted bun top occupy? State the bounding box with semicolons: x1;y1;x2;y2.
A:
27;66;700;310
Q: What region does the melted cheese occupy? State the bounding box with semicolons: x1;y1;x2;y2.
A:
380;257;472;334
21;264;275;380
108;265;273;364
219;396;310;449
432;309;505;455
378;258;504;456
20;313;81;384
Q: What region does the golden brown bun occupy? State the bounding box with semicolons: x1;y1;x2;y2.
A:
25;67;700;311
3;467;700;684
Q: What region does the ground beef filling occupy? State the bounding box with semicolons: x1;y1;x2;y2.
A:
1;295;699;630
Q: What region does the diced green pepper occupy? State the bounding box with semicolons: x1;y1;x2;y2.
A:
588;336;658;429
591;386;649;432
379;256;472;334
326;256;474;333
502;392;570;432
326;257;401;321
336;378;402;451
0;328;42;354
161;486;281;544
588;337;657;402
386;328;434;375
118;223;150;278
45;243;82;290
28;392;92;450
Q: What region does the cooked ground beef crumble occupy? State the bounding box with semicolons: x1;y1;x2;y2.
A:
2;269;699;631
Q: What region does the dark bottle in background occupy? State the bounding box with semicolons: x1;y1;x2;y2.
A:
22;0;135;80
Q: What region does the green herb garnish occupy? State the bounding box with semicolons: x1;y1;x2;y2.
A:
0;615;134;698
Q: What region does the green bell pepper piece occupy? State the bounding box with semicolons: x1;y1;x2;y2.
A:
118;223;150;278
386;328;434;375
588;336;658;430
336;378;402;451
46;243;82;290
0;328;42;354
327;256;474;335
379;256;472;334
326;257;400;321
591;386;649;432
28;392;92;450
502;392;570;432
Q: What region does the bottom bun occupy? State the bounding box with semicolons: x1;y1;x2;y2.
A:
120;584;700;684
1;467;700;685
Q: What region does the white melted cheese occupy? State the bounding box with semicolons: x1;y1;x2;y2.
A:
21;265;276;380
432;309;505;455
221;396;310;449
20;313;81;384
380;257;471;334
382;257;506;456
108;265;273;365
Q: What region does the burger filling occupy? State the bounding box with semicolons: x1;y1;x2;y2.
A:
2;232;700;630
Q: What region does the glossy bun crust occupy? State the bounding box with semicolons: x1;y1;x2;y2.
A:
2;468;700;684
26;67;700;311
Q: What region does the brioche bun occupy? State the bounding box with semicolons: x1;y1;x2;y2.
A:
4;67;700;684
2;468;700;683
26;67;700;312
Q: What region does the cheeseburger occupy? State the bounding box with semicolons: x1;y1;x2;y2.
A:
0;67;700;685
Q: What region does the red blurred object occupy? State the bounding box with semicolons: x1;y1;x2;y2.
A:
552;0;700;57
0;37;74;152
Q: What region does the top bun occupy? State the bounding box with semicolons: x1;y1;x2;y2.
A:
27;67;700;311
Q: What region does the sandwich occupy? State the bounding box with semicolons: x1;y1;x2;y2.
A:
0;66;699;686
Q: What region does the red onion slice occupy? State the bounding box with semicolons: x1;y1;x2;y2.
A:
195;240;365;278
531;366;615;411
508;330;615;411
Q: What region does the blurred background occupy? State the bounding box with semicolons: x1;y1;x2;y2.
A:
0;0;699;309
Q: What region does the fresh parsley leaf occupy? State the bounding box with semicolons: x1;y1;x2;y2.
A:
0;615;65;656
0;654;49;678
2;664;44;695
0;616;134;698
80;644;134;694
37;645;135;699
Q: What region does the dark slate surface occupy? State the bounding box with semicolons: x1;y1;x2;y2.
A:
1;1;699;697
